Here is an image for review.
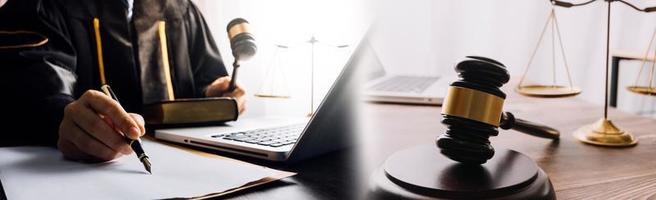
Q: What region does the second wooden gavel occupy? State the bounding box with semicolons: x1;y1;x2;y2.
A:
437;56;559;165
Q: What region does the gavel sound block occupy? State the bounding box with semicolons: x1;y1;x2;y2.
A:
369;57;557;199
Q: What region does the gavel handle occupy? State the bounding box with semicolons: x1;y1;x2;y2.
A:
228;60;240;92
501;112;560;139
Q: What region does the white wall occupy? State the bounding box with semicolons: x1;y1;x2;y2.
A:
192;0;372;117
370;0;656;116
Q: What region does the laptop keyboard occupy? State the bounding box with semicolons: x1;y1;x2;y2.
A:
369;76;439;93
211;124;305;147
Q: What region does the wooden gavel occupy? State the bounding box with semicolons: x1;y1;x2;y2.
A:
437;56;559;165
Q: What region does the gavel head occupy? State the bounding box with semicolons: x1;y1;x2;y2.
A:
227;18;257;61
436;56;510;164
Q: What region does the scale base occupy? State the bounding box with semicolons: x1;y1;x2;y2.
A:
515;85;581;98
573;118;638;147
369;145;555;199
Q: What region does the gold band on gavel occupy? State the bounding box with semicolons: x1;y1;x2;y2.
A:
441;86;504;127
228;22;250;40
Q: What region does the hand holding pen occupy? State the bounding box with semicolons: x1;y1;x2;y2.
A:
101;85;152;174
56;86;150;173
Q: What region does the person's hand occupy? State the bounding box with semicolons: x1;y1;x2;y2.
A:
57;90;145;162
205;76;246;114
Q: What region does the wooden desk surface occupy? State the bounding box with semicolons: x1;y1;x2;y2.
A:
360;89;656;199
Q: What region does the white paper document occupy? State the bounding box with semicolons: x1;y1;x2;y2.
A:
0;139;290;199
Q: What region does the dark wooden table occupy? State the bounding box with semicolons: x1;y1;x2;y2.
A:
222;82;656;199
360;89;656;199
3;83;655;199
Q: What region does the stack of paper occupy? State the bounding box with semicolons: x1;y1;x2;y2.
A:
0;139;294;199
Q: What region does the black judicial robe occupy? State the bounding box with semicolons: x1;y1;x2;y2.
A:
1;0;228;146
1;0;76;146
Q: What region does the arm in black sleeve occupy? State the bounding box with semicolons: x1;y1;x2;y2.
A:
185;2;228;97
35;0;79;146
0;0;77;146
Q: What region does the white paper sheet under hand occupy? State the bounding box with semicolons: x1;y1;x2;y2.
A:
0;140;284;199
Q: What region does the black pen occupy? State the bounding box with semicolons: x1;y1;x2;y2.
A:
100;85;152;174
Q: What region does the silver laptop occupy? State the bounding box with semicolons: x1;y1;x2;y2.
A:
363;41;447;105
154;38;361;162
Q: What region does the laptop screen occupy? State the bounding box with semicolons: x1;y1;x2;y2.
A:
360;40;387;81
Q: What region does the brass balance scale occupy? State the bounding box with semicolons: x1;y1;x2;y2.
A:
518;0;656;147
516;4;581;98
254;37;349;117
571;0;656;147
254;44;292;99
627;28;656;96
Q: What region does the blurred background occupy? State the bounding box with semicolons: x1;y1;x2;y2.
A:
190;0;656;119
192;0;372;118
369;0;656;118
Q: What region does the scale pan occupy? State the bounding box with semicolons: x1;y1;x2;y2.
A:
515;85;581;98
626;86;656;96
254;94;291;99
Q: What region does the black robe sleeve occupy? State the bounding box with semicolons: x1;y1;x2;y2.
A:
185;2;229;97
36;0;78;146
0;0;77;146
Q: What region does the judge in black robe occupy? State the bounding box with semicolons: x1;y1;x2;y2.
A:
1;0;244;161
45;0;239;112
